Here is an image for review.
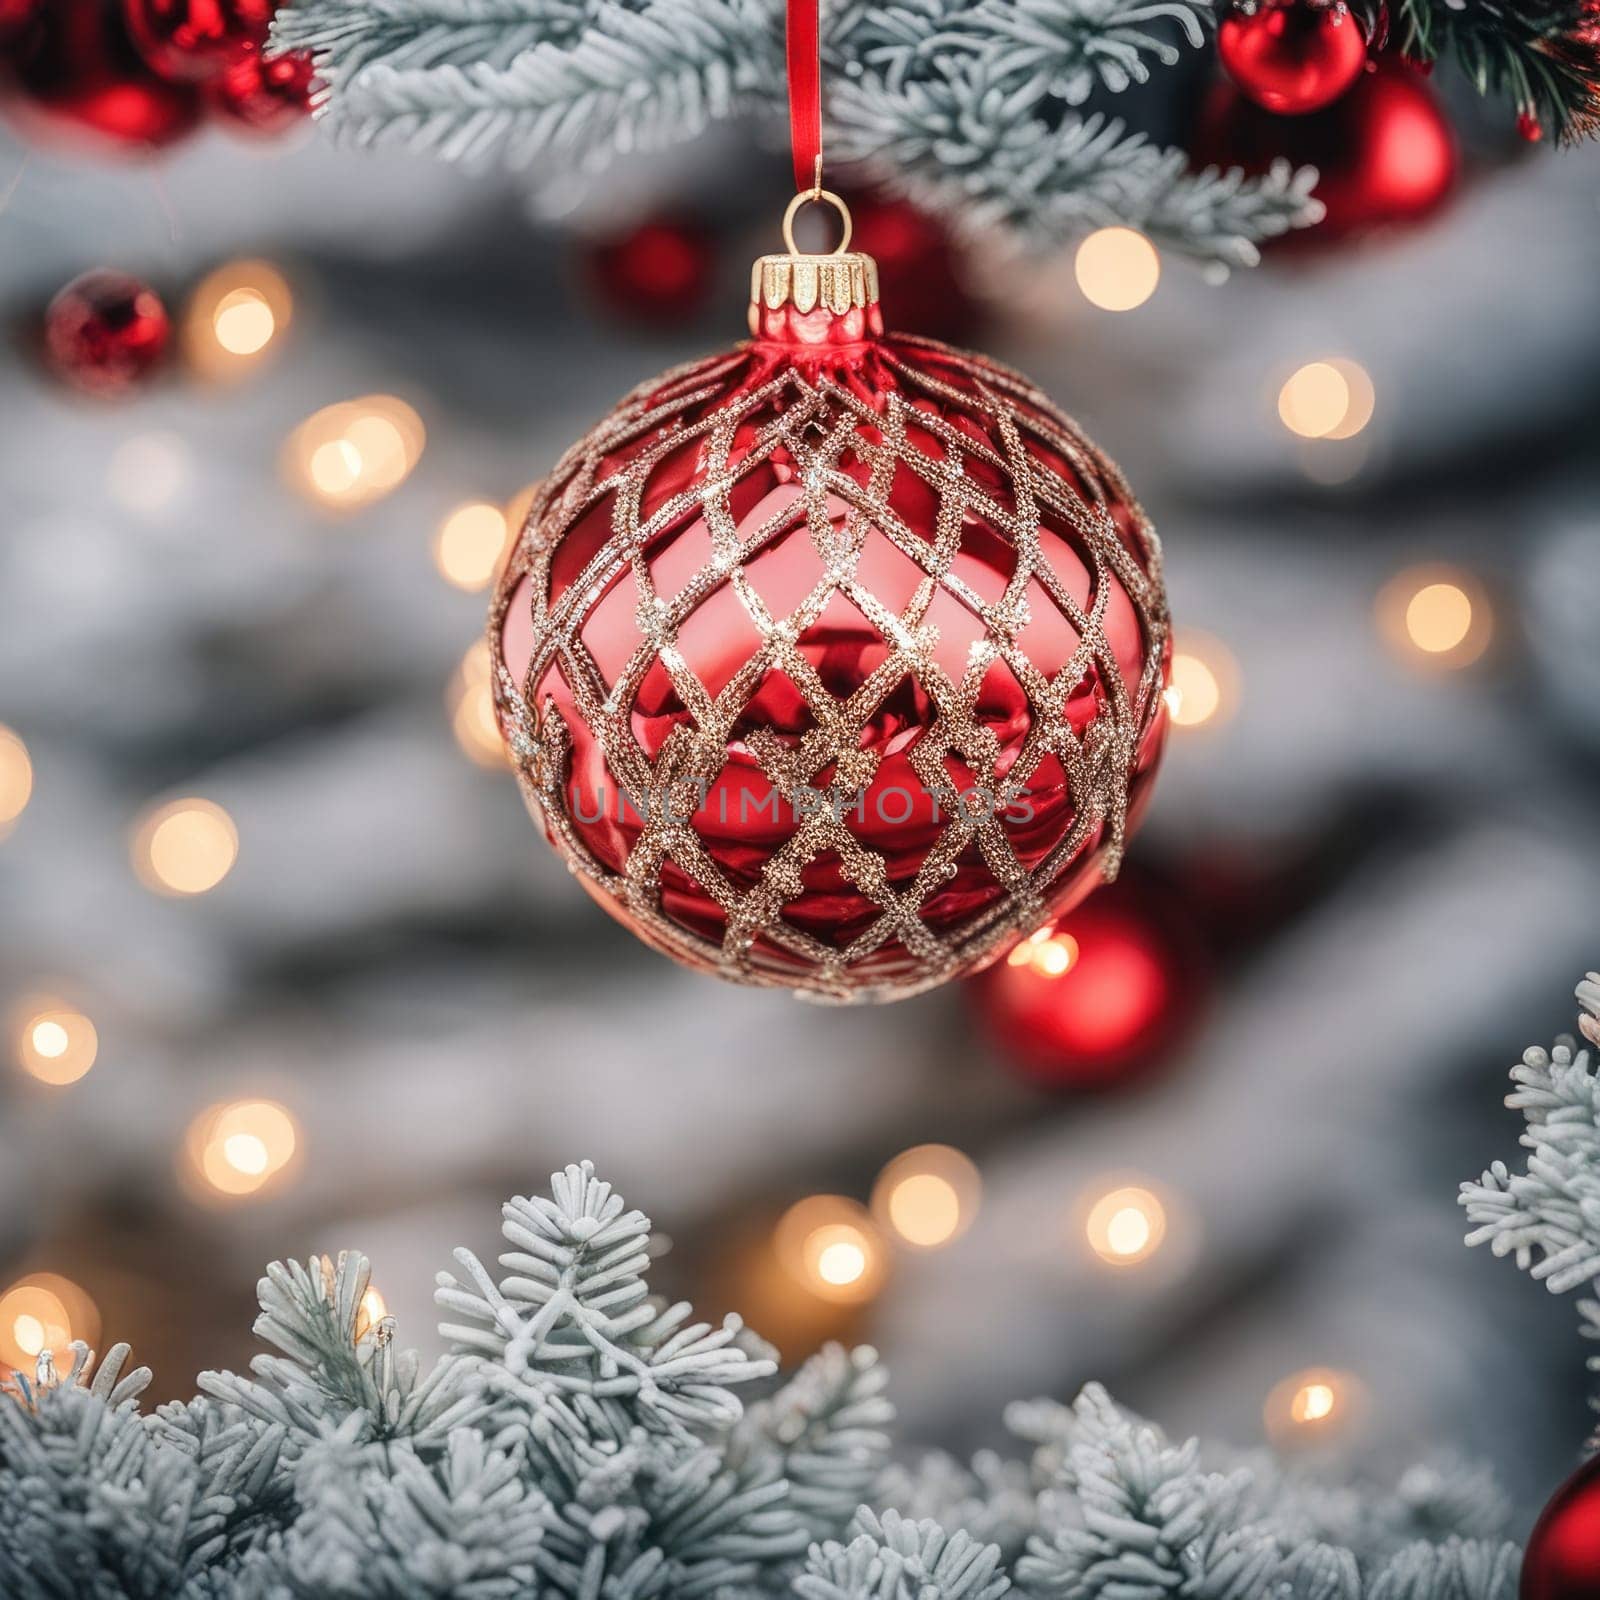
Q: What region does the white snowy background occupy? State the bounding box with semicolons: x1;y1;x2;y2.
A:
1;82;1597;1532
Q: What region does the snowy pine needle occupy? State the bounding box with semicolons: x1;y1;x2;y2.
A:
0;1147;1546;1597
274;0;1322;268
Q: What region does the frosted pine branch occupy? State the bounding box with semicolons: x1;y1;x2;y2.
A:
0;1159;1530;1597
1462;973;1600;1293
276;0;1322;266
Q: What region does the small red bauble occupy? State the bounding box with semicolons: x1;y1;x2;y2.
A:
122;0;276;83
1523;1453;1600;1600
1193;59;1456;243
1218;0;1368;115
491;199;1171;1001
0;0;202;154
972;877;1200;1087
44;268;171;395
584;218;718;328
206;43;313;132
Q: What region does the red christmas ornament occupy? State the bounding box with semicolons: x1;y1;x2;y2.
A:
584;218;718;328
842;191;982;345
491;190;1171;1001
43;268;171;395
972;876;1200;1087
1217;0;1368;115
1524;1453;1600;1600
122;0;276;83
1193;58;1457;243
206;42;313;132
0;0;202;154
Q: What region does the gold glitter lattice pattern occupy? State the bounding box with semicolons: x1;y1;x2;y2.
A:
490;336;1170;1002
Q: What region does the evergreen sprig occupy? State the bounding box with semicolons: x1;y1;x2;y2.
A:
275;0;1319;267
1462;972;1600;1367
275;0;1598;268
1389;0;1600;146
0;1137;1558;1598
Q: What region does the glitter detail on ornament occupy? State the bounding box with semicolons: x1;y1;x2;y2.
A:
490;199;1170;1001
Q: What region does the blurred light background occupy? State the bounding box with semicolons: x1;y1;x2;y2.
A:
2;67;1598;1524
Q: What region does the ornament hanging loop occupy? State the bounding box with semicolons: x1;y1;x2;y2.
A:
781;183;853;257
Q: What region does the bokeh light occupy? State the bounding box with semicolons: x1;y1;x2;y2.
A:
1164;633;1237;729
14;1002;98;1086
1377;565;1492;670
1278;359;1375;441
505;482;541;536
0;725;33;836
1265;1367;1365;1446
284;396;425;510
107;432;191;517
774;1195;887;1304
450;642;508;768
357;1286;389;1341
872;1145;982;1249
1074;228;1160;311
1084;1184;1168;1266
1006;925;1080;978
184;260;293;379
186;1099;300;1198
434;501;509;591
133;798;239;896
0;1273;99;1373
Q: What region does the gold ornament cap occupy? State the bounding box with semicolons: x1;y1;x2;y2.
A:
749;185;880;331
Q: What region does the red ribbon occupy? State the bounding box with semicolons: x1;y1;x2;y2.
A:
787;0;823;193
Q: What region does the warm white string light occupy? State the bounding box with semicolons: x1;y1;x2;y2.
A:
133;798;239;896
1083;1183;1168;1267
185;1099;300;1199
0;725;33;837
14;1002;98;1086
1377;564;1492;670
871;1145;982;1249
774;1195;887;1304
1074;228;1161;312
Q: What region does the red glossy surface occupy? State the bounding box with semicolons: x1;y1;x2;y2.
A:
123;0;275;82
973;877;1201;1087
1525;1454;1600;1600
499;302;1168;995
207;42;312;131
44;268;170;395
0;0;202;154
1194;61;1456;243
1218;0;1367;116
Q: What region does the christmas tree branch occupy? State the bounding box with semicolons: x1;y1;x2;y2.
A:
1;1146;1554;1597
1462;972;1600;1363
1390;0;1600;145
277;0;1320;266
